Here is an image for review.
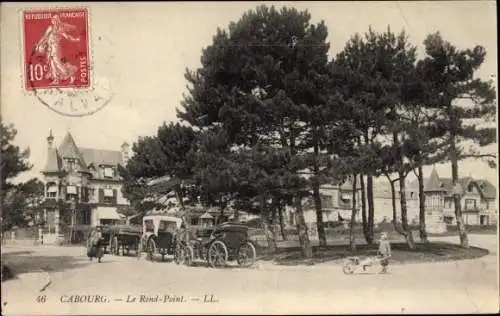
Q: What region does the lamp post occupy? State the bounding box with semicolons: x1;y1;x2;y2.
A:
69;197;77;244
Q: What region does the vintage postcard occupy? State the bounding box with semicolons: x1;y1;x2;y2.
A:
1;1;498;315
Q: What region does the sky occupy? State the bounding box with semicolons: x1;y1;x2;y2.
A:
1;1;498;187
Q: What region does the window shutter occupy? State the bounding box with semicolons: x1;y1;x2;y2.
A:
99;189;104;203
113;189;117;204
82;187;88;202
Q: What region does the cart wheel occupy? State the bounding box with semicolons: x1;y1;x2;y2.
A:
208;240;228;268
237;241;256;267
147;238;156;261
342;261;355;274
111;236;119;256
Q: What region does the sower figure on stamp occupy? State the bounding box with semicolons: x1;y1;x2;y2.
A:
35;14;80;84
377;232;391;274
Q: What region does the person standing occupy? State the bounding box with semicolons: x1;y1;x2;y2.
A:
378;232;391;274
87;226;103;263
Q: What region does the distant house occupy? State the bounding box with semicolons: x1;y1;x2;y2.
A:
422;167;497;226
40;131;131;244
371;167;497;227
286;175;362;229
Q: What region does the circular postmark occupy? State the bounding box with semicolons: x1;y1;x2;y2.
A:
27;62;114;117
24;8;114;117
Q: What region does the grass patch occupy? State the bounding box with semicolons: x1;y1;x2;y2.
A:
255;242;489;266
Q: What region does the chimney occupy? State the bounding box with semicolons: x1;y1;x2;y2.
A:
121;142;130;164
47;129;54;148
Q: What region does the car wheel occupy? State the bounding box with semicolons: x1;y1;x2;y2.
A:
208;240;228;268
237;241;256;267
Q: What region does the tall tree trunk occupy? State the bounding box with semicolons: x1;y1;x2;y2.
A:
387;176;405;235
278;200;287;241
271;198;279;243
417;166;429;243
366;175;375;244
360;174;369;243
294;195;312;258
312;179;326;248
399;172;416;249
260;195;277;255
451;141;469;248
259;194;277;255
349;174;358;252
312;137;327;248
363;133;375;245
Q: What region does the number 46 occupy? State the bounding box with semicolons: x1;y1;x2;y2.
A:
28;64;47;81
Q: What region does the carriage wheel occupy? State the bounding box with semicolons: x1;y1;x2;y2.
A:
147;238;156;261
237;241;256;267
208;240;228;268
342;261;355;274
110;236;119;256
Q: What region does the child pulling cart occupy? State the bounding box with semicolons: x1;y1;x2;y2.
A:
342;232;391;274
342;255;386;274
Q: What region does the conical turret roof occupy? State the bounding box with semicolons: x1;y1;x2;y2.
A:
58;132;89;172
425;167;446;192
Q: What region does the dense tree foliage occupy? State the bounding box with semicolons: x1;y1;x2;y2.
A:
417;33;496;248
1;120;34;231
119;5;495;254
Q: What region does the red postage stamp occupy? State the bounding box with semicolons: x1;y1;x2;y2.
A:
23;8;90;91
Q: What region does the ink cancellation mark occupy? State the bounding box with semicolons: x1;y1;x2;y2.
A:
22;7;113;117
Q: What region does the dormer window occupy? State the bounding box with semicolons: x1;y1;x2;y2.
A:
468;183;474;192
65;158;78;171
104;167;114;178
46;182;58;198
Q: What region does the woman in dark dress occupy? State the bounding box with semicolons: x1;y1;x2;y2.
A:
87;226;104;263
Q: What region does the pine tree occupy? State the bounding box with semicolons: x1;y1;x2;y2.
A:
178;5;331;258
0;121;32;231
418;33;496;248
119;123;198;216
334;27;426;249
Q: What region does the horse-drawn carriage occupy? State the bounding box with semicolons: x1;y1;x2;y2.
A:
108;224;142;256
175;222;256;268
142;215;182;261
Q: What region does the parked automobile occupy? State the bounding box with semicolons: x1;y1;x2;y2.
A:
175;222;256;268
142;215;182;261
108;224;142;256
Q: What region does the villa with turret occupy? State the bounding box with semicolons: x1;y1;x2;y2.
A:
40;131;131;244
